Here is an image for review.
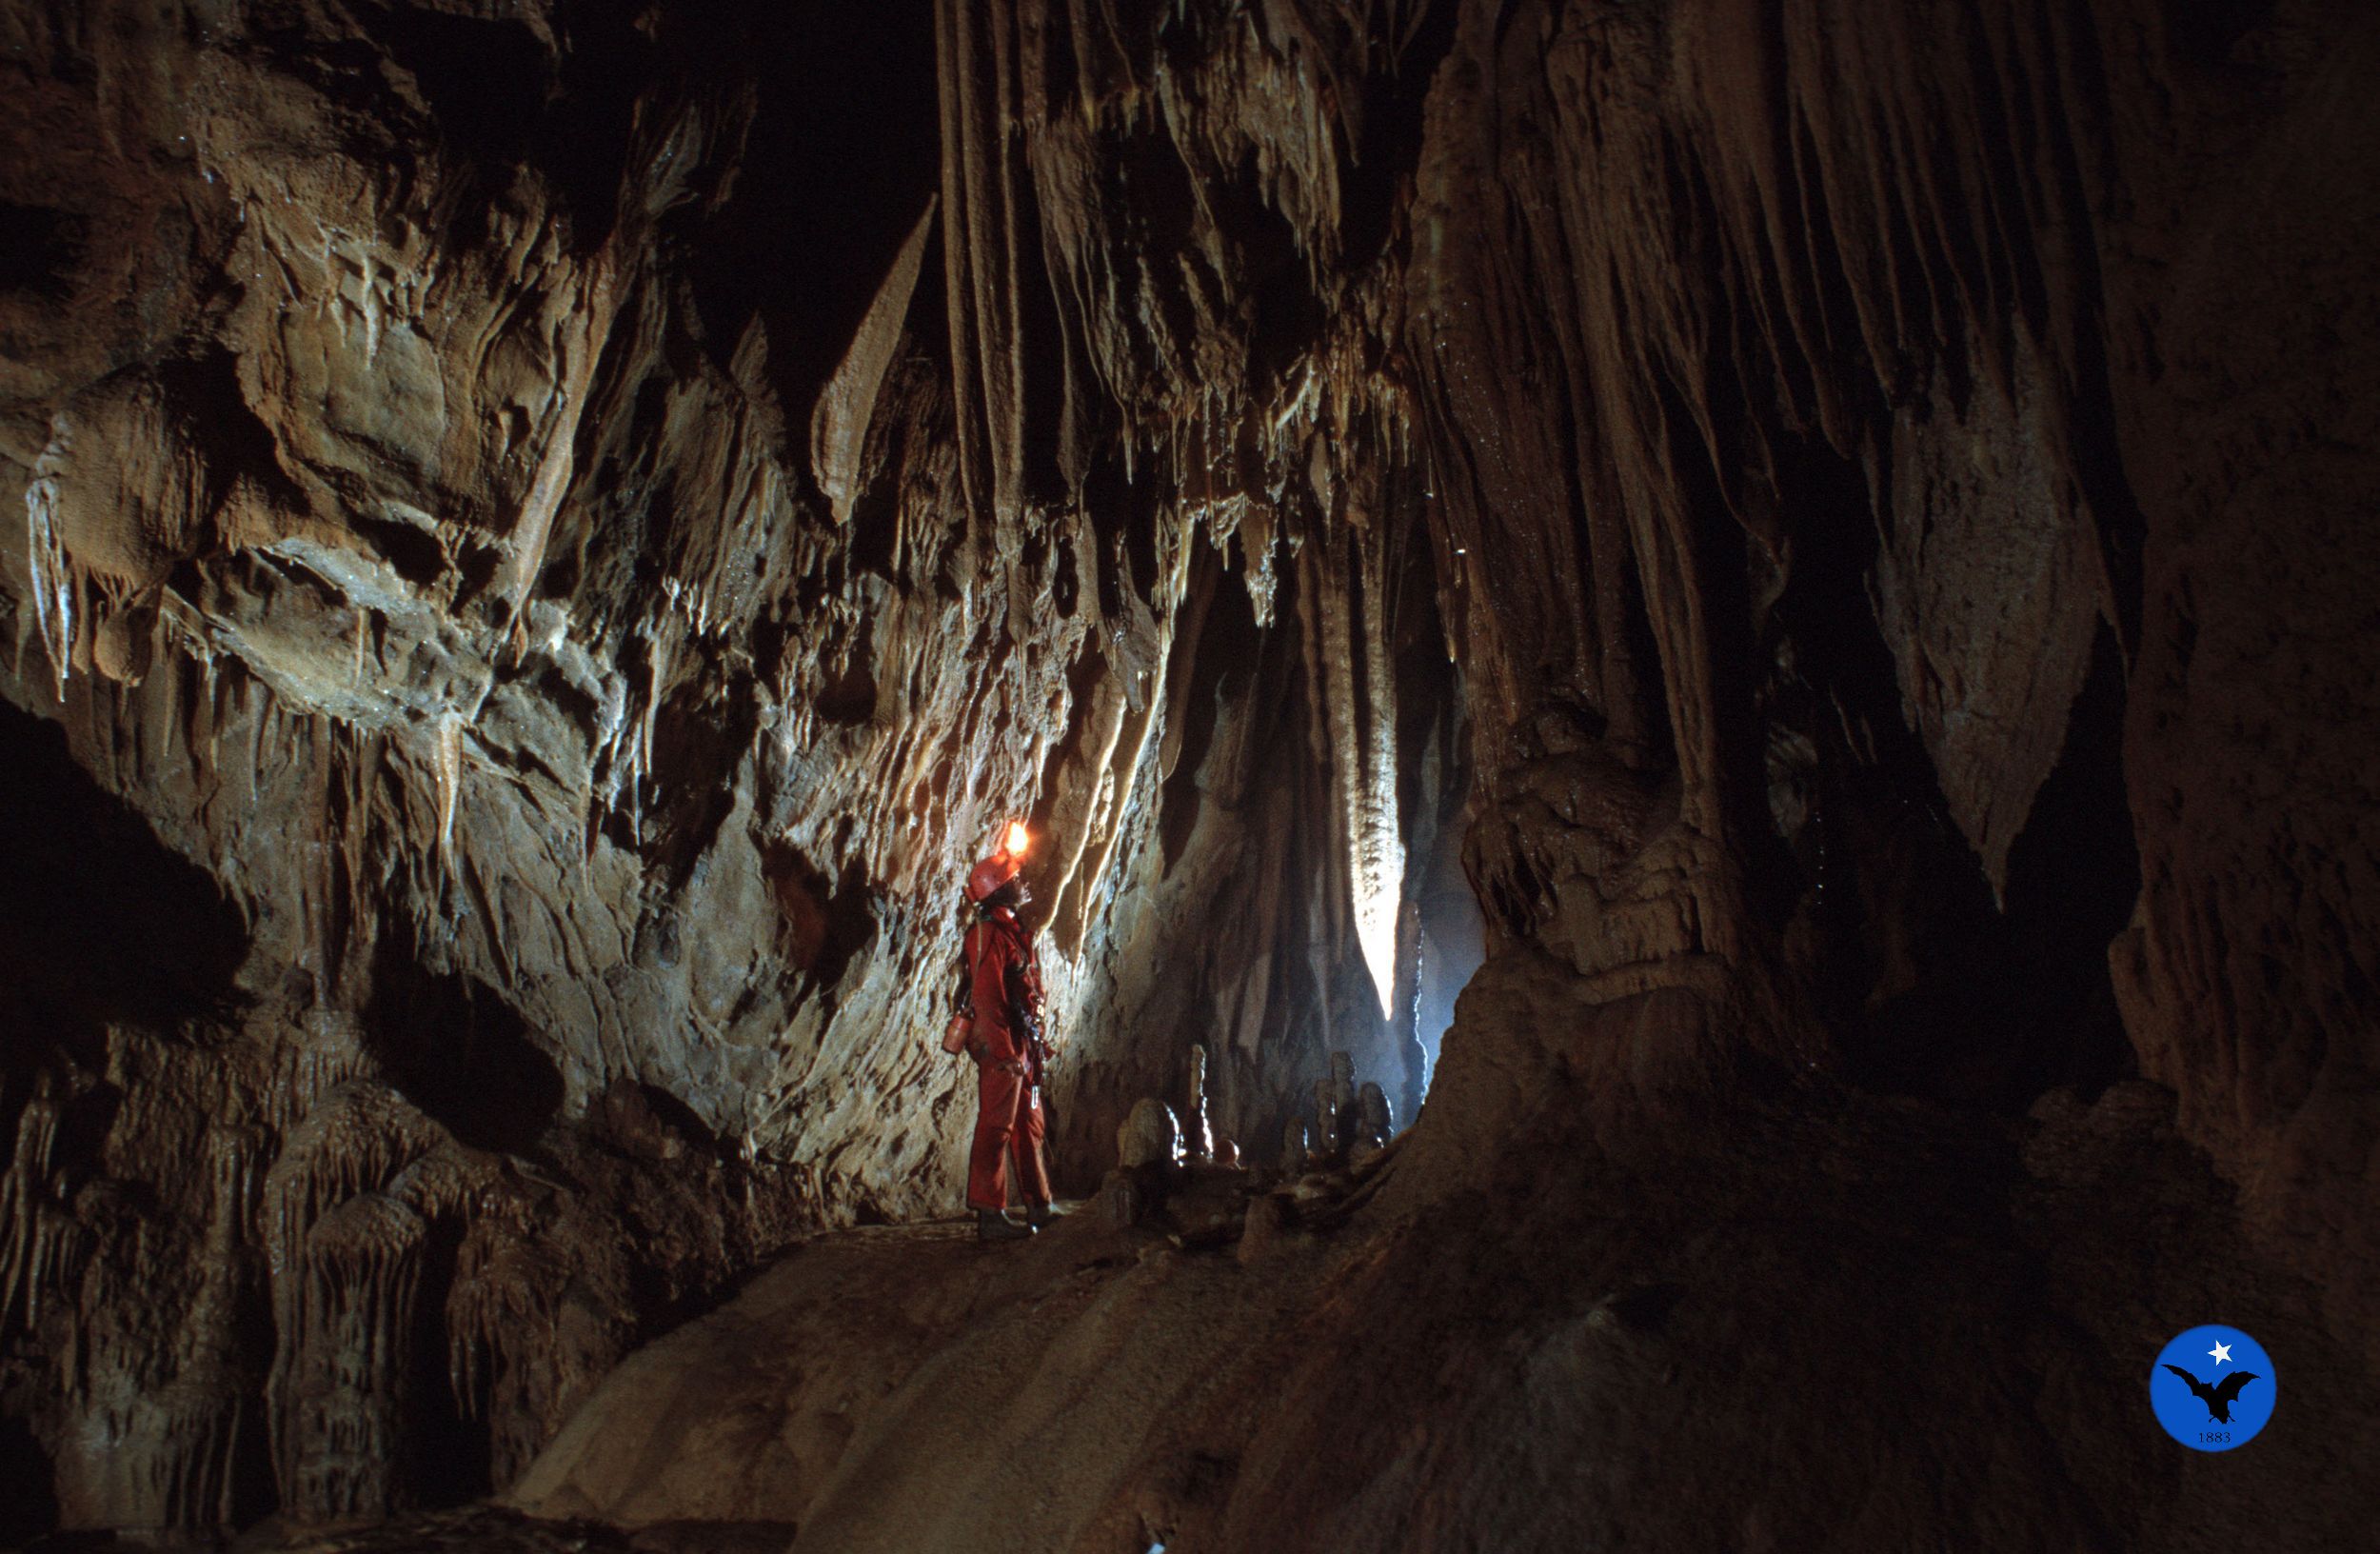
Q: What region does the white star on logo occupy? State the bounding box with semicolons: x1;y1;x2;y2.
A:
2209;1341;2233;1366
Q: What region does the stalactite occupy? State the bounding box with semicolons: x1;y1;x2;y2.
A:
500;252;621;647
1048;515;1196;958
1303;519;1403;1018
0;1074;67;1330
814;198;941;525
1351;512;1404;1019
936;0;1033;522
25;417;77;700
433;711;464;867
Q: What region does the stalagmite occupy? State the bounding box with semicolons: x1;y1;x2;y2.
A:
279;1192;430;1522
1118;1099;1183;1171
1310;1078;1340;1161
1347;1082;1393;1170
263;1085;450;1520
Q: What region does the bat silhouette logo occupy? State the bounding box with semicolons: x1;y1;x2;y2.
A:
2162;1365;2262;1424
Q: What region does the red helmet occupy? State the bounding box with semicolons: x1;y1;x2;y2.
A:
967;821;1032;902
966;851;1021;903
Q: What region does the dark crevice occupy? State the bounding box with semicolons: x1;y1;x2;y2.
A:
0;204;82;299
763;842;880;994
0;703;250;1053
366;939;563;1153
1995;623;2141;1099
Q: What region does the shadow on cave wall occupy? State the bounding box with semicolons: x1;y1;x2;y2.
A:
762;840;879;1009
0;1415;58;1546
1759;443;2142;1110
1830;630;2139;1109
0;702;250;1066
364;938;564;1155
352;948;570;1503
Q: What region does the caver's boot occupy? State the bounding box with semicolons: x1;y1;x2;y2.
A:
1026;1199;1063;1230
977;1208;1034;1242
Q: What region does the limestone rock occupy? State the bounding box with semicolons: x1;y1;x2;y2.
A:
1118;1100;1183;1171
1236;1193;1291;1266
1097;1169;1145;1232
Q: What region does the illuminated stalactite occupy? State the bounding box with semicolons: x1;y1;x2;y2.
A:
24;421;75;701
1303;521;1403;1019
812;198;941;527
1353;518;1406;1019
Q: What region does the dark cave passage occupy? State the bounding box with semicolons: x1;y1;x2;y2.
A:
1410;842;1485;1087
0;702;250;1045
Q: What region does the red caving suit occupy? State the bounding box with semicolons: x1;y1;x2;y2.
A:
963;904;1053;1212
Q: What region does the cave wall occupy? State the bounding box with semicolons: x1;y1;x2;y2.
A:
0;0;1443;1531
1386;0;2380;1358
1;0;2375;1538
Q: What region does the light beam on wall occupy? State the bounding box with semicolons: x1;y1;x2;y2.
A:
1353;822;1403;1020
1313;519;1404;1021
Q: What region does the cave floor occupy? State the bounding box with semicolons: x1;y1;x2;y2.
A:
486;1080;2380;1553
254;1507;766;1554
502;1080;2380;1551
10;1505;783;1554
25;1085;2378;1554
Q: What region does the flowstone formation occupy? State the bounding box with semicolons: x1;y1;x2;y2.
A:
4;0;2378;1545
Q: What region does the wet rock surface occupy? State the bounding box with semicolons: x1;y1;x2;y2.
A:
0;0;2374;1544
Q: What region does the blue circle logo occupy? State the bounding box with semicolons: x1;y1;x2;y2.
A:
2150;1325;2275;1450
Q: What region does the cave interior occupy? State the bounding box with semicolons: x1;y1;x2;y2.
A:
1;1;2376;1549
